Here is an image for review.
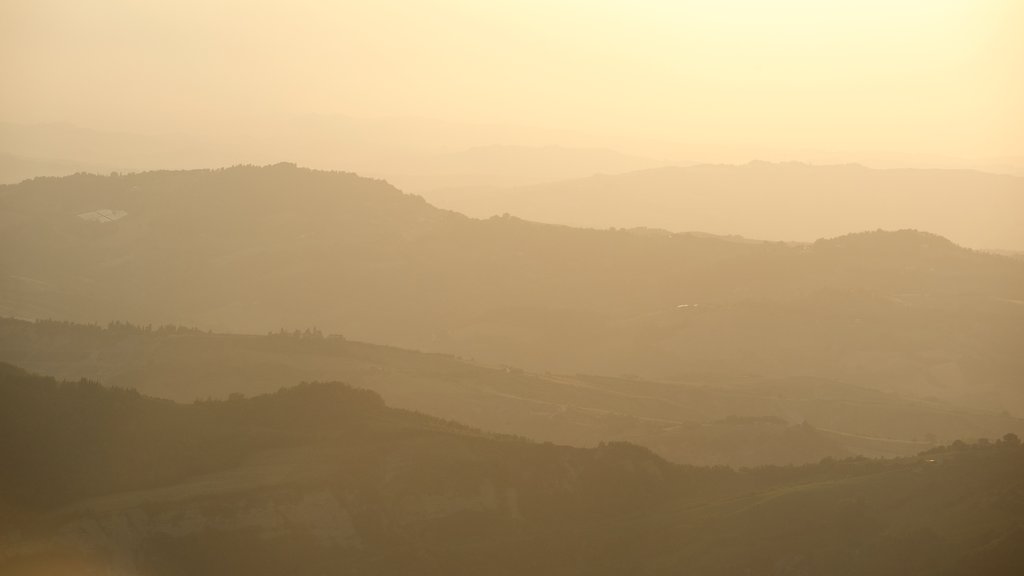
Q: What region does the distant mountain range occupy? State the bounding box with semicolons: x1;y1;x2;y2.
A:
0;120;669;190
5;121;1020;250
2;363;1022;575
2;164;1023;417
423;161;1024;251
378;144;666;192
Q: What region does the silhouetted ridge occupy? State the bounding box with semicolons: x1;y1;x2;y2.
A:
3;163;438;225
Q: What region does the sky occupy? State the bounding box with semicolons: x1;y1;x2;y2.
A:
2;0;1021;163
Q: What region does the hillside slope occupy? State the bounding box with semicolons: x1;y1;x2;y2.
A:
2;165;1023;415
5;318;1023;466
2;364;1022;576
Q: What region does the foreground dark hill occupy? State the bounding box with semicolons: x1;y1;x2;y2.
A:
424;162;1024;250
2;165;1023;414
7;318;1021;467
2;364;1022;576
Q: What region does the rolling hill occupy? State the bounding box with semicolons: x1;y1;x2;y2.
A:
2;164;1023;417
1;317;1020;467
2;364;1022;575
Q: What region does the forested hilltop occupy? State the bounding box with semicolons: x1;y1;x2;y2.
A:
3;165;1023;416
2;363;1022;576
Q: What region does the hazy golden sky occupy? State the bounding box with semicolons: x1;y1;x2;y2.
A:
2;0;1021;161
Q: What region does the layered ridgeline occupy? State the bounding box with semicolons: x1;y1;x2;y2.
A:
2;164;1023;417
2;364;1022;576
423;162;1024;251
5;318;1022;467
